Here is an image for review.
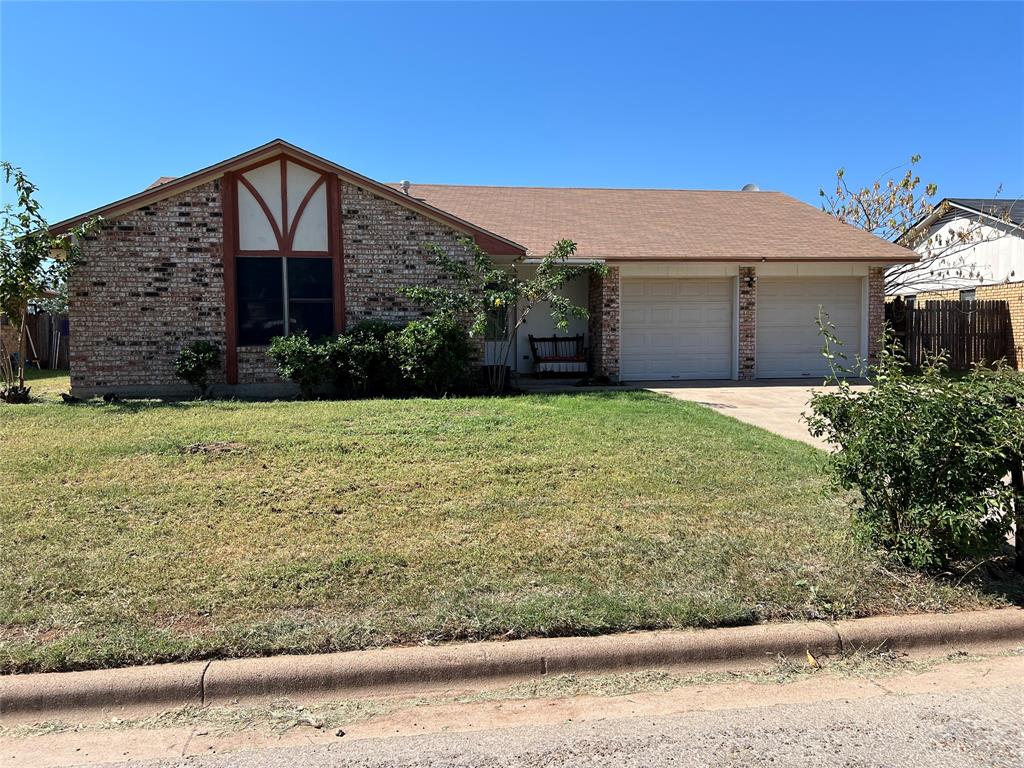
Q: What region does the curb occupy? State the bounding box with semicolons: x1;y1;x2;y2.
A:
2;608;1022;722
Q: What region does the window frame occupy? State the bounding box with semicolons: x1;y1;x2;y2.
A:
223;157;344;384
235;254;335;347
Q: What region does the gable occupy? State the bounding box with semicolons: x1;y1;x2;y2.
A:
50;139;526;257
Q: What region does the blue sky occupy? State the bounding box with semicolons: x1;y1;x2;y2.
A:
2;1;1022;223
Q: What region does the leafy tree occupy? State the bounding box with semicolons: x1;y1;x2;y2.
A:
1;162;97;402
819;155;1016;295
404;237;606;391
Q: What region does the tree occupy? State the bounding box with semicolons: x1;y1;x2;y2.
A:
404;237;606;392
819;155;1018;295
0;162;97;402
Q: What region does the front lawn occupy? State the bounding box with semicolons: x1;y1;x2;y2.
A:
0;381;1008;674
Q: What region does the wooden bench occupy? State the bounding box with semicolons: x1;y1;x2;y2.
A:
528;334;588;376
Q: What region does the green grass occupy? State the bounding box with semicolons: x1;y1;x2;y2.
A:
0;376;1008;674
21;367;70;399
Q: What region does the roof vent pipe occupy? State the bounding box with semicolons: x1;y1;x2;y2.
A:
741;183;760;192
400;180;411;195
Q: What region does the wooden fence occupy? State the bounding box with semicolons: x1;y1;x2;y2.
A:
886;300;1013;370
0;312;70;369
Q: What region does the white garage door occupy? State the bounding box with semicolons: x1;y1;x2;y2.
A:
621;278;733;380
757;277;863;378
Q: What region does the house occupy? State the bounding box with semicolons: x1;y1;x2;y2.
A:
49;139;915;397
894;198;1024;366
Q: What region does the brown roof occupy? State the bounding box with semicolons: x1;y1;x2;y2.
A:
391;184;917;263
145;176;178;190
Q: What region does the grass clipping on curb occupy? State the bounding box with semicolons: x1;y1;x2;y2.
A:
0;385;1013;673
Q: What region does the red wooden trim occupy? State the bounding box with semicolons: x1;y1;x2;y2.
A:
234;150;329;180
284;175;327;252
237;173;286;247
329;174;345;333
222;172;239;385
237;250;333;258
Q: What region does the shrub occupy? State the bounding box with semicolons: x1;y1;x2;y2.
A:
332;320;403;397
806;331;1024;570
267;332;330;399
174;340;219;398
394;315;472;396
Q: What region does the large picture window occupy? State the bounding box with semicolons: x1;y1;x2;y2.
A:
237;257;333;346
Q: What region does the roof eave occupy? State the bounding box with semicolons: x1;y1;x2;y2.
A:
49;139;527;257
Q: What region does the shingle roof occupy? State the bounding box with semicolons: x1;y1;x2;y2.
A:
145;176;178;190
948;198;1024;226
390;184;916;262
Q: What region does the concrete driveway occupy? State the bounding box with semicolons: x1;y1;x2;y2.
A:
646;380;870;450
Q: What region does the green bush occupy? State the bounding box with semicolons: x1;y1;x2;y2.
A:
267;318;476;399
807;335;1024;570
267;332;330;399
332;320;403;397
174;340;219;397
394;315;472;396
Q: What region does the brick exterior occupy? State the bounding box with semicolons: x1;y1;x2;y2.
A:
738;266;756;380
67;169;900;393
69;178;482;395
342;182;474;326
867;266;886;363
587;266;620;379
70;180;226;394
911;279;1024;368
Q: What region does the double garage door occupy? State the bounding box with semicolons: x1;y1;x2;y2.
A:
620;277;862;380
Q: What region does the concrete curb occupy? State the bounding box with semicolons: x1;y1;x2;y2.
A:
3;608;1022;722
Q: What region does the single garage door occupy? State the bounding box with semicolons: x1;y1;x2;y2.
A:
757;277;863;378
621;278;733;380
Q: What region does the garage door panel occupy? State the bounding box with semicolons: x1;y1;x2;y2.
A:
757;277;862;379
621;278;734;380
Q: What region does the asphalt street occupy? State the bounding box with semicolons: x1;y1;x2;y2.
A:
97;681;1023;768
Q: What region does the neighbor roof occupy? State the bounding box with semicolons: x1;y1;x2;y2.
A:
391;184;916;262
946;198;1024;226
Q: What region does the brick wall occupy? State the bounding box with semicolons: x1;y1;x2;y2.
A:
868;266;886;363
70;180;226;394
587;266;620;379
912;280;1024;367
70;177;487;395
738;266;756;379
342;182;475;326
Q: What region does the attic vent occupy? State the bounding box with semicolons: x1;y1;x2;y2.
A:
741;183;760;192
400;180;411;195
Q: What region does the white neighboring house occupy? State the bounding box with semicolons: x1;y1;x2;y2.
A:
893;198;1024;298
893;198;1024;368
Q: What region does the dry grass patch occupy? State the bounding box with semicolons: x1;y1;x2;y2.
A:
0;378;1012;673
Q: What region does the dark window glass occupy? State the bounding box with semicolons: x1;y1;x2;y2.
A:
237;257;284;346
959;289;976;303
287;258;334;339
485;305;508;341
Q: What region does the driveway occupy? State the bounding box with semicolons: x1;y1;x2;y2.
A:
646;380;870;450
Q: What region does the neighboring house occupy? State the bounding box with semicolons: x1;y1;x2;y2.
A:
895;198;1024;366
50;139;914;397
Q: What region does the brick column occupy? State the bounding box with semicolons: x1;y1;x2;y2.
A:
738;266;757;380
867;266;886;364
588;266;620;380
